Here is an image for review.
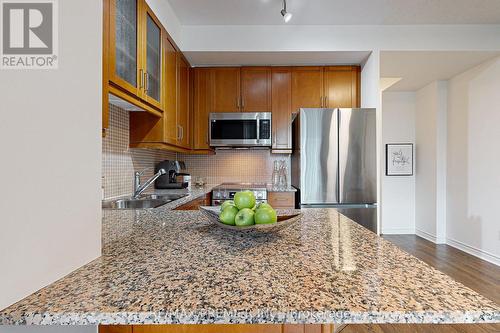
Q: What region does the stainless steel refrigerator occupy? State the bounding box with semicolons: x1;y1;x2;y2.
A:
291;108;377;232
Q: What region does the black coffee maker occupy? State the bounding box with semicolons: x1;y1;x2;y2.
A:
154;160;189;189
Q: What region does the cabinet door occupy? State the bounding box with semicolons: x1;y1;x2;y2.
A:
163;38;178;144
177;54;190;148
109;0;140;96
241;67;272;112
193;68;212;150
291;67;324;112
324;66;360;108
271;67;292;150
142;5;163;109
133;325;282;333
211;68;240;112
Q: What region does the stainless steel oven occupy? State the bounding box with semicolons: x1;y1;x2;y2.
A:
209;112;272;147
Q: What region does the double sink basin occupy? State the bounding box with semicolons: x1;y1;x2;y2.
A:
102;193;188;210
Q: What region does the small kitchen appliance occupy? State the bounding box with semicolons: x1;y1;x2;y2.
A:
154;160;190;189
211;183;267;206
209;112;272;147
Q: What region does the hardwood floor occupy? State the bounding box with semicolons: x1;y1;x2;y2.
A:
341;235;500;333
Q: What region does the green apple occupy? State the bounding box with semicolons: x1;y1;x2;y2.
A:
255;207;277;225
220;200;235;211
234;208;255;226
234;191;256;210
219;205;239;225
257;202;274;211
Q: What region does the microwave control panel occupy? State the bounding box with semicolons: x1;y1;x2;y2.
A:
259;119;271;139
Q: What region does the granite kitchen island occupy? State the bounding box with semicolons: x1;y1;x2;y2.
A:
1;199;499;325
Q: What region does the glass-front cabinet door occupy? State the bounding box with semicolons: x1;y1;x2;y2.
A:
143;10;162;109
109;0;139;95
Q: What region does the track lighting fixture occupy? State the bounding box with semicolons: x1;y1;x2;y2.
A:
281;0;292;23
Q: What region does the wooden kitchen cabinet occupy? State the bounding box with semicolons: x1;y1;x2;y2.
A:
106;0;164;116
291;66;360;113
268;192;295;209
129;37;194;153
271;67;293;152
211;67;241;112
100;324;334;333
241;67;272;112
324;66;360;108
177;54;190;148
291;67;324;112
174;193;212;211
192;68;213;151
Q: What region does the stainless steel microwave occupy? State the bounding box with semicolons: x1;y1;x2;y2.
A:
209;112;272;147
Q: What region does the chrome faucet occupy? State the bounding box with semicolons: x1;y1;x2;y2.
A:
132;168;167;199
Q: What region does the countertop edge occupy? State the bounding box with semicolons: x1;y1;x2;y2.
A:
1;310;498;325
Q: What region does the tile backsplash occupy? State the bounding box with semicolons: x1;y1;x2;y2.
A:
102;105;291;199
179;150;290;185
102;105;175;199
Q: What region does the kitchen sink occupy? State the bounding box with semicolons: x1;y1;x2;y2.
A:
142;193;188;201
102;193;188;210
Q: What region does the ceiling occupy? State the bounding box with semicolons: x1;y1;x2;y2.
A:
380;51;500;91
167;0;500;25
185;51;371;67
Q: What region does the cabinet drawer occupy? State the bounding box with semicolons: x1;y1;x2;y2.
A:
268;192;295;209
174;193;211;210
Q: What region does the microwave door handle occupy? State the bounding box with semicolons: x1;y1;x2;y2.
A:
256;119;260;143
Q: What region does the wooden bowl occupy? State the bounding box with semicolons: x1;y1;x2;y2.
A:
199;206;302;234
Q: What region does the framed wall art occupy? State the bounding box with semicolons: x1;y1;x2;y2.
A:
386;143;414;176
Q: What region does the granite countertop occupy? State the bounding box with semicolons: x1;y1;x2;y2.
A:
1;205;499;325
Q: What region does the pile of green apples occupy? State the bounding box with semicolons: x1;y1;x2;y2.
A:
219;190;277;226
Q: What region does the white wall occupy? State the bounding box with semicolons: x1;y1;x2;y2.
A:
381;92;416;234
0;0;102;310
360;52;382;234
446;57;500;265
181;25;500;52
414;81;448;244
146;0;182;47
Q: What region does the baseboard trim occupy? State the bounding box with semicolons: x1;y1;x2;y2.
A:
381;228;415;235
446;237;500;266
415;229;446;244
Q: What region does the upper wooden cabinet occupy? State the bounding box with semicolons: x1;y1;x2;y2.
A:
142;5;163;109
241;67;272;112
291;67;324;112
211;67;240;112
192;68;212;151
163;37;178;145
271;67;292;152
324;66;360;108
107;0;164;113
177;54;190;148
209;67;272;113
108;0;139;96
291;66;360;112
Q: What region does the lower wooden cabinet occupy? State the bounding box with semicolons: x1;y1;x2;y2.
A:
100;324;334;333
268;192;296;209
174;193;211;210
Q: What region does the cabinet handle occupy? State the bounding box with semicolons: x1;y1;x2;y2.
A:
241;97;244;110
273;133;276;146
180;126;184;141
177;125;181;140
237;97;240;110
324;96;327;108
320;96;323;108
144;72;149;93
139;69;143;89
